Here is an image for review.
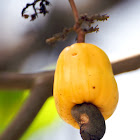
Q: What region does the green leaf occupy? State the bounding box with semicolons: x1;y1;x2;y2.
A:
0;90;28;133
0;90;58;139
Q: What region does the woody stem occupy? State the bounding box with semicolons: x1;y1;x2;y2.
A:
69;0;79;22
69;0;85;43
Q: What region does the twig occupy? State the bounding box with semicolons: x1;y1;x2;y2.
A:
46;27;73;44
69;0;79;23
69;0;85;43
0;72;54;140
80;14;109;23
76;30;85;43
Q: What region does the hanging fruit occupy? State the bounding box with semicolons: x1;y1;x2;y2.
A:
53;43;119;140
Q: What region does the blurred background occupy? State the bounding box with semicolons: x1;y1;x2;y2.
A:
0;0;140;139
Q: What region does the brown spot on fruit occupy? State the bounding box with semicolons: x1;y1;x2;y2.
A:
72;53;77;56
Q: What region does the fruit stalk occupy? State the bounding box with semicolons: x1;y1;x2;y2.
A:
69;0;85;43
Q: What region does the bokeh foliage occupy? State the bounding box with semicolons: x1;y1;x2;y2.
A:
0;90;58;140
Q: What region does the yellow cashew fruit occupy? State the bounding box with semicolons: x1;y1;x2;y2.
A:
53;43;119;129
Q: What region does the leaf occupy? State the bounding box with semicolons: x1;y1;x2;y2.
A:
0;90;58;139
0;90;28;133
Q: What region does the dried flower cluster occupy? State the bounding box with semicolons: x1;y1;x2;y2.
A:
46;27;73;44
46;14;109;44
22;0;50;21
79;14;109;32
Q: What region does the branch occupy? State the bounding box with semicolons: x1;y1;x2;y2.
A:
0;71;54;89
112;54;140;75
0;72;54;140
0;55;139;90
